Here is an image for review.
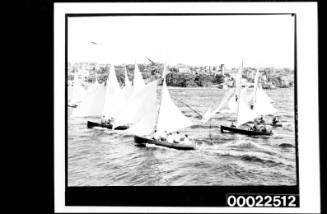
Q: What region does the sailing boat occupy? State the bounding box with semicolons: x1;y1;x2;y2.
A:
87;64;130;130
73;63;148;130
71;64;128;130
111;63;148;129
203;67;276;136
71;78;106;118
129;64;195;150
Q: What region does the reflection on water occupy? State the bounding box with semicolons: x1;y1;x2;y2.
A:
68;87;297;186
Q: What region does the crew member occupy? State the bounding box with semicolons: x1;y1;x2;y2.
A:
272;116;279;125
160;131;168;141
167;133;174;143
231;122;236;128
183;134;192;145
251;122;259;131
106;118;112;126
107;117;115;126
173;131;181;143
262;125;268;132
259;115;265;124
101;116;106;125
153;130;160;140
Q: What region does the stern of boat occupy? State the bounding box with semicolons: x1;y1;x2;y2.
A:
134;135;147;146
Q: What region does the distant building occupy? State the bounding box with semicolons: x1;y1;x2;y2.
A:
219;64;225;75
178;67;190;73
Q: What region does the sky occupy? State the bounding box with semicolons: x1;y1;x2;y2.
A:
68;15;294;69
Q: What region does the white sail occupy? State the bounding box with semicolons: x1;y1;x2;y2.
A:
235;69;277;126
201;89;234;123
124;81;159;135
69;75;87;105
122;66;133;100
249;68;260;107
201;67;277;127
133;63;145;92
248;69;277;117
156;78;193;135
218;67;244;114
127;64;192;136
236;89;257;126
113;80;157;128
124;66;131;87
251;87;277;116
86;79;100;96
71;83;106;117
201;68;244;123
101;64;124;120
112;64;147;127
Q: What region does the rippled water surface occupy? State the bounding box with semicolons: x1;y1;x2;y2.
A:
68;87;297;186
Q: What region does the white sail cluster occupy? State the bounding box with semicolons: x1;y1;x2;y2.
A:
71;63;140;121
202;68;277;127
71;63;192;135
127;64;193;136
68;73;88;106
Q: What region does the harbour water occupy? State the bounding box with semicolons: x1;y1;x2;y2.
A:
68;87;297;186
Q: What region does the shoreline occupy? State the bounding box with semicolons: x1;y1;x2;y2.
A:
165;86;294;90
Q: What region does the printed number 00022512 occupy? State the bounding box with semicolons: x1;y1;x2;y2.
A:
226;195;298;207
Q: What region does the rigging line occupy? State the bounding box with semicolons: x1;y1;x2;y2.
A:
174;97;203;119
209;118;212;142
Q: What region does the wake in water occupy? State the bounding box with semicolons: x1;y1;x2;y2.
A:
68;88;296;186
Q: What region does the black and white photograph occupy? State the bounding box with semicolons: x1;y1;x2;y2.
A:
54;2;320;213
67;14;297;186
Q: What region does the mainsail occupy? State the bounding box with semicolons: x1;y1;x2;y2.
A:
236;89;257;126
133;63;145;92
123;81;159;135
201;68;243;123
202;67;277;127
235;69;277;126
122;66;133;102
247;69;277;117
69;74;88;105
101;64;124;120
201;89;234;123
128;64;193;136
112;64;147;127
156;77;193;135
71;82;106;117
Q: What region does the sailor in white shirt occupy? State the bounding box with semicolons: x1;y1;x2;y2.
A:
173;131;181;143
160;131;168;141
183;134;192;145
100;116;106;125
167;133;174;143
153;130;160;141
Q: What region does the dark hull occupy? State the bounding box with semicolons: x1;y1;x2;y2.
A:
134;135;195;150
87;121;128;130
68;104;78;108
220;125;272;136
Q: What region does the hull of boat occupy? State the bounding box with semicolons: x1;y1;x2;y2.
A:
68;104;78;108
220;125;272;136
134;135;195;150
87;121;128;130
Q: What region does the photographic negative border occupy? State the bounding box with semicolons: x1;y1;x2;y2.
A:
64;13;299;207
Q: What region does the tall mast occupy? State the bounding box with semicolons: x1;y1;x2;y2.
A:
235;65;243;124
154;64;167;131
252;68;260;109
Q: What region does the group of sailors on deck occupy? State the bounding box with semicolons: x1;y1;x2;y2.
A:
230;116;280;133
152;130;192;145
101;116;114;126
